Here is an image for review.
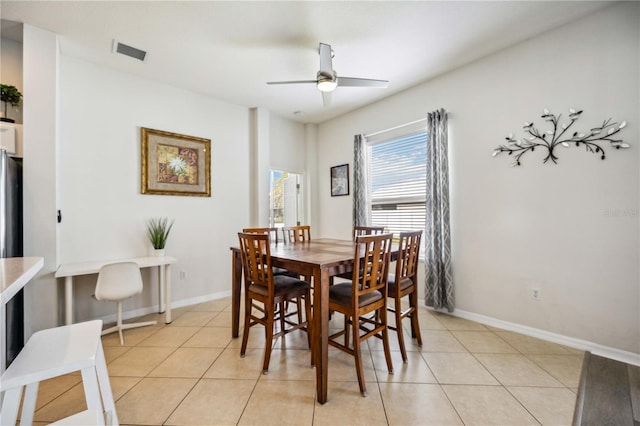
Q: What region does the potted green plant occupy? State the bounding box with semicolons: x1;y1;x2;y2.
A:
0;84;23;123
145;217;174;256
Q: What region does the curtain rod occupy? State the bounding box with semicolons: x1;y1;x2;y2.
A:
364;117;428;139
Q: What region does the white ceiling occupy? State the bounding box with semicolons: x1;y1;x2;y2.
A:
1;1;612;124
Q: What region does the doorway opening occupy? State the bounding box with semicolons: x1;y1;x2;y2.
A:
269;170;302;228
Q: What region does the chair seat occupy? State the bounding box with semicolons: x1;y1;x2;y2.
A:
387;274;414;294
249;275;310;298
329;282;383;308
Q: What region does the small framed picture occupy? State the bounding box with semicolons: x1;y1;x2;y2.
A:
330;164;349;197
141;127;211;197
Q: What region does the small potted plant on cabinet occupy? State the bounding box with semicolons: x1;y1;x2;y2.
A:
146;217;175;256
0;84;23;123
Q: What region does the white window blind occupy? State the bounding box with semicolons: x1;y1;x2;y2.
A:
368;131;427;239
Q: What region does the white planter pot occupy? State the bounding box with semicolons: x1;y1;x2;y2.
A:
152;248;165;257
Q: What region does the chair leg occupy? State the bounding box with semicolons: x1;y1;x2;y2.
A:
344;314;350;349
116;302;124;345
262;304;275;374
19;382;39;425
80;365;102;412
352;315;367;397
278;301;286;334
304;293;312;350
0;387;23;426
240;295;251;357
95;340;119;426
395;297;408;363
296;297;303;325
409;291;423;346
380;308;394;375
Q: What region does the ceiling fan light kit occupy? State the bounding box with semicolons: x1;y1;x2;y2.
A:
317;72;337;92
267;42;388;105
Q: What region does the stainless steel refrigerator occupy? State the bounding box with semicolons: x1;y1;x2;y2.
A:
0;148;23;367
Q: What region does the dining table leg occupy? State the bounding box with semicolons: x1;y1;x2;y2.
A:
314;268;329;404
231;249;242;338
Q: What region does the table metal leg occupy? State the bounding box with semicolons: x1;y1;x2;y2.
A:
65;276;73;325
164;264;172;324
158;265;165;314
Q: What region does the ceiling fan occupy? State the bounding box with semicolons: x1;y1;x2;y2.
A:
267;43;388;106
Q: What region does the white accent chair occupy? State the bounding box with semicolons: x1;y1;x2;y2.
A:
0;320;118;426
95;261;157;345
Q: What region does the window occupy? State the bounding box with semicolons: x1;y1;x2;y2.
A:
368;131;426;241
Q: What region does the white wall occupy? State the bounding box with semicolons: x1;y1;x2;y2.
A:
58;56;251;321
315;3;639;356
270;114;306;175
22;24;59;334
0;35;23;124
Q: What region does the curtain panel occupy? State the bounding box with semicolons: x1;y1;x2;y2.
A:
424;109;454;312
353;134;371;228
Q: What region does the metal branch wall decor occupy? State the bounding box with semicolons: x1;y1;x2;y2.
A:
493;108;629;166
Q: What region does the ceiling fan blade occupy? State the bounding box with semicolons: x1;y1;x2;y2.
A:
267;80;317;85
319;43;333;75
322;91;332;107
337;77;388;88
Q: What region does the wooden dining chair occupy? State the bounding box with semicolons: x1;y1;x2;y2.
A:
332;225;387;284
328;233;394;396
243;227;280;244
243;227;295;275
237;232;312;374
387;230;423;363
353;225;385;240
282;225;311;243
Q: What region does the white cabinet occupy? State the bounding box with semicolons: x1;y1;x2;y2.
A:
0;123;22;156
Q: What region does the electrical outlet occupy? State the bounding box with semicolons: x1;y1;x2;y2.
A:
532;288;541;300
180;270;187;280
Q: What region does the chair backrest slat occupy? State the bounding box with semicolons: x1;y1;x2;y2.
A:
282;225;311;243
394;230;422;284
354;233;393;297
238;232;273;296
353;226;385;241
243;227;279;244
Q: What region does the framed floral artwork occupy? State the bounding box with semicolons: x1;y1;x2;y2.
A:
141;127;211;196
330;163;349;197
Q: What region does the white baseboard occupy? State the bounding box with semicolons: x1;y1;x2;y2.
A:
95;290;232;325
452;308;640;367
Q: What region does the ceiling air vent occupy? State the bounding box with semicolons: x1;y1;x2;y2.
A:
113;40;147;62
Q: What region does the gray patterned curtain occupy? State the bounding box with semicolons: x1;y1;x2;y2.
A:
425;109;454;312
353;134;371;228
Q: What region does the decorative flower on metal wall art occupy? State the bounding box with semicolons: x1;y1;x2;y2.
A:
493;108;629;166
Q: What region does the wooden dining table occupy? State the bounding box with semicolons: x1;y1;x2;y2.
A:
230;238;380;404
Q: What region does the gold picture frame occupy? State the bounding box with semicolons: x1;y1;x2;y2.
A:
141;127;211;197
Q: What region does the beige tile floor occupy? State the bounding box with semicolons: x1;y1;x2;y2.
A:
29;297;584;425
